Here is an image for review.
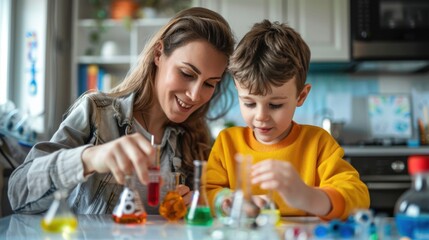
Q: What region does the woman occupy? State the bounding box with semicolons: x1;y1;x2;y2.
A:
8;7;235;214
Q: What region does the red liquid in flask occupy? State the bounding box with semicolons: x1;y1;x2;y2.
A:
148;168;160;206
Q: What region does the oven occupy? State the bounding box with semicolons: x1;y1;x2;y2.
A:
344;151;412;216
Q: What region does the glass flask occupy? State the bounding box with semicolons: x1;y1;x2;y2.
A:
185;160;213;226
159;172;187;221
40;190;78;233
229;154;260;228
395;155;429;239
112;175;147;224
214;188;234;225
148;143;161;206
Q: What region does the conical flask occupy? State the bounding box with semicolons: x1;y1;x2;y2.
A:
159;172;187;221
112;175;147;224
185;160;213;226
41;190;78;233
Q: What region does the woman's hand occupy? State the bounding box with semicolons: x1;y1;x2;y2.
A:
176;185;193;205
251;159;331;216
82;133;155;185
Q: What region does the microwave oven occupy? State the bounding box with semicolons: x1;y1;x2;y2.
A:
351;0;429;60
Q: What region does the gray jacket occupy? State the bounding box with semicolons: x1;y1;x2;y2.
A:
8;92;188;214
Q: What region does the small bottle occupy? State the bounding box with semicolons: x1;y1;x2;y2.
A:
259;190;281;226
41;190;78;233
185;160;213;226
148;143;161;206
394;155;429;239
112;175;147;224
159;172;187;221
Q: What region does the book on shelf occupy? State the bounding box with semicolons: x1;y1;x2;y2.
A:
78;64;122;96
78;64;88;96
87;64;99;91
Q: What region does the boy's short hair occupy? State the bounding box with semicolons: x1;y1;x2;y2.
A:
229;19;310;96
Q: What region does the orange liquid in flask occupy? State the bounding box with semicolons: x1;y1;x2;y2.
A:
159;191;187;221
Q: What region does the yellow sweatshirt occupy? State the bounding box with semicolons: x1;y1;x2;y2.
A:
206;122;370;220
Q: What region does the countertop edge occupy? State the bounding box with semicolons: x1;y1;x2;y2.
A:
342;146;429;157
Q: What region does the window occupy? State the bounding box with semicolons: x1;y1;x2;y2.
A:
0;0;12;104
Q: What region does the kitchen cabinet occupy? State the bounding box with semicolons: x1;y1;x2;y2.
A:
196;0;285;42
198;0;350;62
286;0;350;62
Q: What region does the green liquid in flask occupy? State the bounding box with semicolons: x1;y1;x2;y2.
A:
185;206;213;226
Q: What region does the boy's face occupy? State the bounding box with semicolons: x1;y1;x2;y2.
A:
236;77;310;144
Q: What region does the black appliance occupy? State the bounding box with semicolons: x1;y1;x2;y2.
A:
345;152;411;216
351;0;429;60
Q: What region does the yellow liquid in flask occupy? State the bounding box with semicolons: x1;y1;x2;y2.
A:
41;217;78;233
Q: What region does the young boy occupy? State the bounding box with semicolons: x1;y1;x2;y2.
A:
205;20;369;220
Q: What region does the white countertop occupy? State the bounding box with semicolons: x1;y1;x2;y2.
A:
0;213;400;240
342;146;429;157
0;214;284;240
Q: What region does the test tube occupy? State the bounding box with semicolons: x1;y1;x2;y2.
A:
148;135;161;206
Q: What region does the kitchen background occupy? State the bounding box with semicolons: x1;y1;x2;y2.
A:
1;0;429;216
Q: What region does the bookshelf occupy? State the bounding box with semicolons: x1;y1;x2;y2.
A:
71;0;171;99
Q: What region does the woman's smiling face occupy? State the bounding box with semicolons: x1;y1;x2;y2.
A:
154;39;228;123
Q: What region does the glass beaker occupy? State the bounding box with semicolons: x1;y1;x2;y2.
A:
230;154;260;227
215;154;260;228
112;175;147;224
185;160;213;226
159;172;187;221
40;190;78;233
148;143;161;206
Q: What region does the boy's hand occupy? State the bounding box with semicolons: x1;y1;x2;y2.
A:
251;195;271;209
251;159;331;216
251;159;307;207
222;197;233;215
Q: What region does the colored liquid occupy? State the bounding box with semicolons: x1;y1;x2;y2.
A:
148;170;160;206
148;182;160;206
159;191;187;221
260;209;281;225
40;217;78;233
112;212;147;224
185;206;213;226
396;214;429;239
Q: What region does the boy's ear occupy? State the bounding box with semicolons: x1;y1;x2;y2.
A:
154;41;163;66
297;84;311;107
